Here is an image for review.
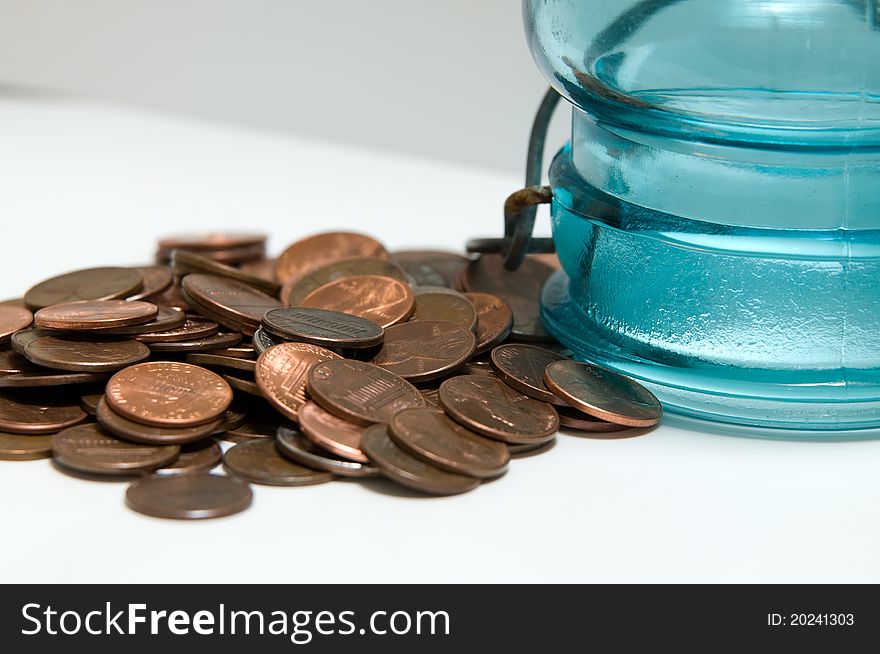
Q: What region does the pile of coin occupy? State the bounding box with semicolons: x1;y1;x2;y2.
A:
0;231;661;519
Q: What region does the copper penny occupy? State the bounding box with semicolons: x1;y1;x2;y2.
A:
490;343;569;405
0;432;54;460
438;374;559;444
390;258;446;287
153;439;223;476
239;258;279;284
223;409;284;443
23;335;150;373
171;249;281;295
509;438;557;457
460;254;556;341
307;359;426;426
161;243;267;266
262;307;384;350
369;320;476;382
92;306;186;336
457;358;497;377
134;316;218;343
0;369;108;389
223;438;335;486
557;405;630;433
410;290;477;333
301;275;415;328
419;385;441;408
181;273;281;333
276;425;378;478
0;348;36;374
146;331;242;353
252;327;284;354
158;232;267;252
297;400;369;463
96;396;223;445
210;344;256;359
222;372;263;397
125;473;253;519
390;251;471;288
463;292;513;354
543;359;662;427
53;423;180;475
34;300;158;331
148;276;191;312
80;392;102;415
276;232;389;285
24;267;144;310
361;423;480;495
283;257;411;307
185;353;257;374
0;304;33;343
106;361;233;427
389;407;509;478
255;342;342;422
0;390;88;434
127;266;174;301
10;329;55;355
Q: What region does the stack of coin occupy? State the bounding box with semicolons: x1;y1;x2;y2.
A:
0;230;662;518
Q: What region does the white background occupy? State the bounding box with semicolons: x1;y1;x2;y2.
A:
1;96;880;583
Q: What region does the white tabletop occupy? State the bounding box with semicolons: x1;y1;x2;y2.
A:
1;95;878;583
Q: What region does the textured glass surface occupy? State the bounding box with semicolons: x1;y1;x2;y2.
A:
525;0;880;430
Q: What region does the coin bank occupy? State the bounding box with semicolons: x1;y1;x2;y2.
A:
521;0;880;432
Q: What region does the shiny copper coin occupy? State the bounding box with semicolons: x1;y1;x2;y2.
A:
91;306;186;335
297;400;369;463
0;432;54;460
276;232;389;285
34;300;158;331
276;425;378;478
301;275;415;328
96;396;223;445
543;359;662;427
463;292;513;354
411;293;477;337
24;267;144;310
0;390;88;434
53;423;180;475
158;232;267;252
223;438;335;486
134;316;218;343
438;374;559;444
361;423;480;495
23;335;150;373
389;407;509;479
125;473;253;520
252;327;284;354
490;343;568;405
171;249;281;295
106;361;233;428
307;359;426;426
127;266;174;301
186;353;257;374
369;320;476;382
390;251;470;288
146;331;242;353
154;439;223;476
0;304;33;343
255;342;342;422
262;307;384;349
181;273;281;333
283;257;411;307
556;405;629;433
461;254;556;341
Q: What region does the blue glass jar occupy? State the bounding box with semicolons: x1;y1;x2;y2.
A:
525;0;880;431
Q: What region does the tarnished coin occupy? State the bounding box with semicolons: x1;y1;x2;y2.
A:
389;407;509;478
185;353;257;374
389;258;446;287
556;405;629;433
24;267;144;310
134;315;218;343
463;292;513;354
255;342;342;422
276;425;379;478
223;409;284;443
240;258;279;284
181;274;281;333
252;327;284;354
53;423;180;475
0;432;54;461
106;361;233;428
153;439;223;476
80;392;102;415
125;473;253;519
390;251;471;288
0;390;88;434
146;331;242;354
543;360;662;427
34;300;158;331
0;369;108;389
297;400;369;463
410;290;478;333
171;248;281;295
419;385;441;408
301;275;415;328
126;266;174;301
283;257;411;307
307;359;426;426
439;374;559;444
0;304;33;343
0;348;36;374
222;373;262;397
262;307;384;349
10;329;54;356
91;306;186;336
158;232;267;252
223;438;335;486
276;232;389;285
509;438;557;457
210;344;256;359
369;320;476;382
361;423;480;495
23;335;150;372
149;276;191;312
460;254;556;341
490;343;568;405
96;396;223;445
